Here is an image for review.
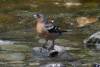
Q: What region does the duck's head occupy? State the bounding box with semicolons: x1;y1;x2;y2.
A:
33;13;44;19
33;13;45;22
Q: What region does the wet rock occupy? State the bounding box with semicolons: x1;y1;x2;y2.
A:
32;45;74;61
40;63;66;67
93;63;100;67
84;32;100;49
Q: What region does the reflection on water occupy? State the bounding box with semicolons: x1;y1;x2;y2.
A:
0;33;99;67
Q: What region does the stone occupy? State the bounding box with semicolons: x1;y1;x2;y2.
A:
32;45;74;61
84;32;100;50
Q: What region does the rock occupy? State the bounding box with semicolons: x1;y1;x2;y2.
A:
32;45;74;61
40;63;66;67
93;63;100;67
84;32;100;50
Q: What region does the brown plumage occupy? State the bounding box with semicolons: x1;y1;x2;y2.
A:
34;14;63;50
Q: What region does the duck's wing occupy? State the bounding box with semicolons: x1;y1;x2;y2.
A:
44;23;62;34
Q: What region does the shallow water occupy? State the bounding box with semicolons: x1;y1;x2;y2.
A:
0;0;100;67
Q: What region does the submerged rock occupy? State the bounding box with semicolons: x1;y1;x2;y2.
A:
93;63;100;67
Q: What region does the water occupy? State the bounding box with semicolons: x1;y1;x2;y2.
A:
0;40;15;45
0;0;100;67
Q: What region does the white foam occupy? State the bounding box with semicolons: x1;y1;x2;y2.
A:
0;40;15;45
